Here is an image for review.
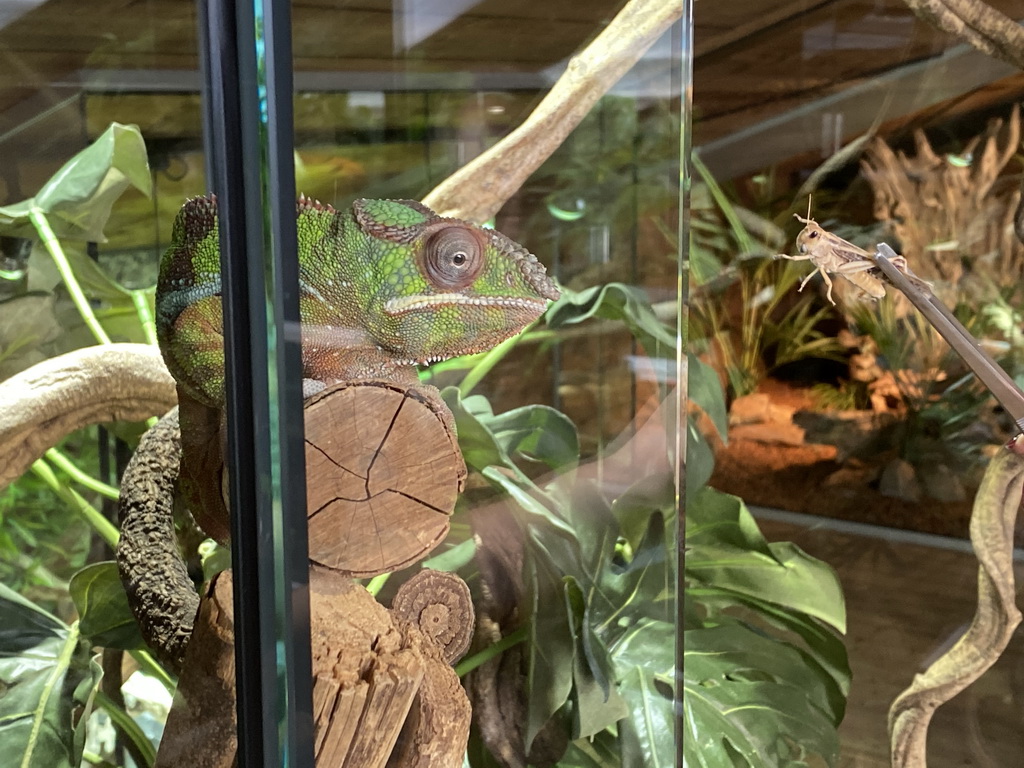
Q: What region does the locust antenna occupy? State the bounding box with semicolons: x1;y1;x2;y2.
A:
806;195;812;220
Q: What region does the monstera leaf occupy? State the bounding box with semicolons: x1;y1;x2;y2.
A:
684;487;850;767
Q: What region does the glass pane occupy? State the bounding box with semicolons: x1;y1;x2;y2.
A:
1;0;683;765
289;2;683;766
0;0;211;763
691;2;1024;764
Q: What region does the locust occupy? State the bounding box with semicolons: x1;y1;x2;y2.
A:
775;208;929;305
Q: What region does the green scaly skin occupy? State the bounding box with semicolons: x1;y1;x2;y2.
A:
156;195;559;421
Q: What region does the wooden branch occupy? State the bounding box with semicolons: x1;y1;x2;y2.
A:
155;568;471;768
0;343;176;490
889;447;1024;766
903;0;1024;70
422;0;681;223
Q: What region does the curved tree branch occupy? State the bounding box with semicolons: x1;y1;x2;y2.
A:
889;446;1024;766
0;343;176;491
903;0;1024;70
423;0;682;223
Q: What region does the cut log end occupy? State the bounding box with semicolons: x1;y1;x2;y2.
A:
304;380;465;577
391;570;475;665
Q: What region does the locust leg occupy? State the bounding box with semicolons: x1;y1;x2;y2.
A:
819;269;836;305
777;253;815;289
798;269;817;293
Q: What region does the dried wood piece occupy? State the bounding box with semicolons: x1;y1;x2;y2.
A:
304;381;465;577
154;573;239;768
0;343;176;490
903;0;1024;71
156;567;472;768
889;447;1024;766
861;105;1022;290
387;621;472;768
391;570;475;664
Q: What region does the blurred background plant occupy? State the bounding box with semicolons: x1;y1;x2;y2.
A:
689;154;846;400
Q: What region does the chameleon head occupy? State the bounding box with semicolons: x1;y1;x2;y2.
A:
351;198;560;364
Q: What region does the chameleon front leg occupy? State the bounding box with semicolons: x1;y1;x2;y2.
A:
160;295;226;408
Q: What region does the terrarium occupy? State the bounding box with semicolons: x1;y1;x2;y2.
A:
0;1;681;766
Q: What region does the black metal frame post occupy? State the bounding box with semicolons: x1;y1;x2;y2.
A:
198;0;314;765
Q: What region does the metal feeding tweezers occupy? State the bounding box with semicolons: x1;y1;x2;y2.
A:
873;243;1024;436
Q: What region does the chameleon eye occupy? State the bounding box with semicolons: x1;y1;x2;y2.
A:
423;227;484;289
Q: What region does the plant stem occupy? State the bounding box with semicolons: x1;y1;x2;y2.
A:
29;207;111;345
132;289;158;346
455;625;527;677
95;689;157;768
44;448;120;500
31;459;118;547
458;333;520;396
366;572;390;596
128;649;176;694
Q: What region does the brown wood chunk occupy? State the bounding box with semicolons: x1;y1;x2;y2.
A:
157;567;472;768
391;570;475;665
304;381;465;577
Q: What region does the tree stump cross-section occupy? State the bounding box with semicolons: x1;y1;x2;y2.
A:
304;380;466;577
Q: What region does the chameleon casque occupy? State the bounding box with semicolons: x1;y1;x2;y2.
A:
155;195;560;537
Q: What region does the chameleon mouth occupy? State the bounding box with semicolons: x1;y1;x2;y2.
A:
384;293;549;316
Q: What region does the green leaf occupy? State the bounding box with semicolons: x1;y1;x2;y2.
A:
0;582;101;768
0;123;152;242
689;353;727;440
421;538;476;572
686;416;716;501
545;283;675;353
94;691;155;768
683;623;841;766
565;576;628;740
524;554;576;751
682;487;850;766
483;404;580;471
686;509;846;634
691;588;850;723
69;562;145;650
612;618;675;768
610;471;675;551
441;389;510;473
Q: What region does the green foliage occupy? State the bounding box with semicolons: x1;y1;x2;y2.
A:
446;278;849;767
0;122;155;367
69;562;145;650
446;386;673;765
684;488;849;766
980;294;1024;390
0;123;151;242
0;125;163;767
0;431;100;597
850;297;991;465
546;282;675;355
0;583;101;768
689;162;843;398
